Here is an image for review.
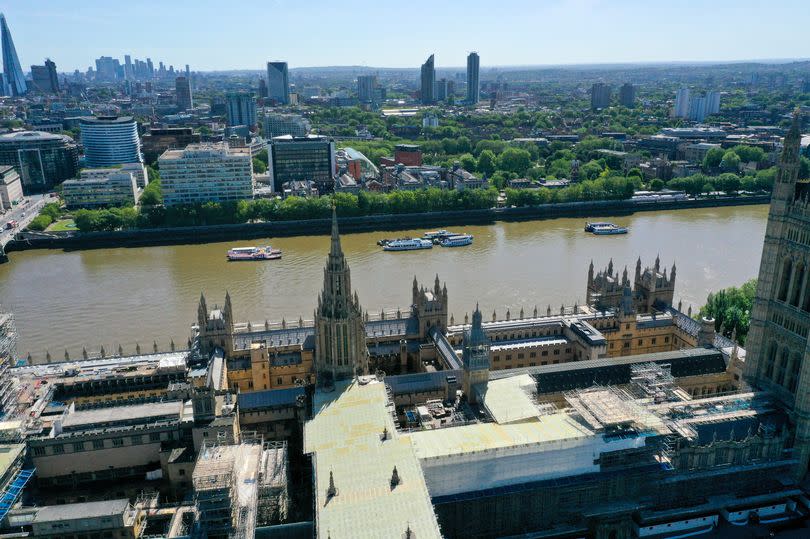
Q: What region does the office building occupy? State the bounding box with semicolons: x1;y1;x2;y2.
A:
435;78;449;101
466;52;480;104
123;54;133;80
590;82;611;110
61;170;140;209
30;59;59;94
674;87;691;118
268;135;335;193
0;165;23;211
0;131;79;191
94;56;119;81
744;113;810;477
266;61;290;105
0;13;26;96
79;116;142;168
28;500;145;538
175;76;193;111
706;90;721;114
158;143;253;206
618;82;635;107
81;162;147;188
263;113;310;138
225;92;257;127
258;77;268;98
421;54;435;104
357;75;377;104
140;127;200;164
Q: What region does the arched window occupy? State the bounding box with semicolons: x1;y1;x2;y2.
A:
765;341;778;378
777;258;793;302
776;348;790;386
790;263;806;307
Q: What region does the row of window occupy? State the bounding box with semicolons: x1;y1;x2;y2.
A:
32;431;168;456
608;335;671;349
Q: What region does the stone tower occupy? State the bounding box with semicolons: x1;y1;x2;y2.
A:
197;292;234;358
744;112;810;477
462;304;490;404
314;207;369;386
411;274;449;339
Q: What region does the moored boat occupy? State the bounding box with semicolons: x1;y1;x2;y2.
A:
584;221;613;232
590;224;628;235
227;246;282;261
383;238;434;251
439;234;474;247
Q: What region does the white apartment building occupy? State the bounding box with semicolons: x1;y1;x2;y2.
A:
62;171;139;209
81;162;148;188
158;143;253;207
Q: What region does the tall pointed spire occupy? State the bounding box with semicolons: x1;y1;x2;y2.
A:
330;203;342;257
0;14;26;96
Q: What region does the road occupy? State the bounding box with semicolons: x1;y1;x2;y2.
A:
0;195;47;255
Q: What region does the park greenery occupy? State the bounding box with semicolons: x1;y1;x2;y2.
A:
25;203;63;231
697;279;757;345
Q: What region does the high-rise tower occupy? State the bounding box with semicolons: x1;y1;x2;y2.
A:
744;112;810;477
466;52;480;105
314;207;368;385
0;14;26;96
420;54;435;105
266;61;290;105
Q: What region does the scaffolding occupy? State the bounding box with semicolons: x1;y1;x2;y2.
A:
192;438;266;539
0;307;18;417
0;468;34;523
257;441;289;526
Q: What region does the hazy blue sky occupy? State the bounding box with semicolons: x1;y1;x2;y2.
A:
3;0;808;72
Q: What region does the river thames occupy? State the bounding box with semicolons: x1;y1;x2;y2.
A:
0;205;768;360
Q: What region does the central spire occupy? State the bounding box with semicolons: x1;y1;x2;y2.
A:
330;203;342;257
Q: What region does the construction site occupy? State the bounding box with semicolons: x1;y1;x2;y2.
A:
192;436;289;538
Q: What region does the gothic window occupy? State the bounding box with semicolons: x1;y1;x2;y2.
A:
790;263;806;307
776;348;791;386
777;258;793;302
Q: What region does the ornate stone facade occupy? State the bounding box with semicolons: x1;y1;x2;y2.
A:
313;208;369;385
587;256;676;313
744;112;810;477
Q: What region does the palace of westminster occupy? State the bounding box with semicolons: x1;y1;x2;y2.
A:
0;114;807;538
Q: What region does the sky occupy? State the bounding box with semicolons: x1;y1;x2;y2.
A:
2;0;808;72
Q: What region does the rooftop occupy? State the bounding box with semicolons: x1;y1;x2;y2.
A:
0;130;73;142
33;499;130;523
60;400;183;431
304;379;441;539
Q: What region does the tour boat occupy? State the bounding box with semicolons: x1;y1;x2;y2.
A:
590;224;628;235
423;230;450;240
227;246;282;261
383;238;434;251
439;234;474;247
584;221;613;232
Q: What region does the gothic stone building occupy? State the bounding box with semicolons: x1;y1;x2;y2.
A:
744;112;810;477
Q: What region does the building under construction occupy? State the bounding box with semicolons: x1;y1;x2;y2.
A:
192;436;288;539
0;306;18;417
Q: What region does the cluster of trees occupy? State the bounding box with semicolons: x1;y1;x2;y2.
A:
504;176;637;206
666;168;777;196
26;203;63;231
70;188;500;232
697;279;757;345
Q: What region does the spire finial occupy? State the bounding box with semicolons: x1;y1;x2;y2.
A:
390;466;400;489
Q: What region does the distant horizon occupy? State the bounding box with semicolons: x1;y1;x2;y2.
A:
3;0;808;73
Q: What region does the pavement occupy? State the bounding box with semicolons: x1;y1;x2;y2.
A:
0;194;48;252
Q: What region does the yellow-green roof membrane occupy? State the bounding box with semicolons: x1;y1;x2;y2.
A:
304;378;441;539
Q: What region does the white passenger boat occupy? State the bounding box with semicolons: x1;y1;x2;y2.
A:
439;234;474;247
383;238;434;251
227;246;282;261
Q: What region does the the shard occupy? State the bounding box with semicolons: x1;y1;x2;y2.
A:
1;13;26;96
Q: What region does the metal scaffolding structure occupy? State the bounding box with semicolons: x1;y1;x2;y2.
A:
0;307;19;417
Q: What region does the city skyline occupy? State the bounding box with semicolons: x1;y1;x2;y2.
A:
2;0;808;72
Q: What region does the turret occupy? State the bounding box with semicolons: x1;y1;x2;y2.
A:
462;304;490;403
635;256;642;281
412;275;419;305
587;260;594;287
197;292;207;329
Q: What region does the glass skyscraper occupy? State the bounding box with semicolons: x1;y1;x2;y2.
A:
266;62;290;105
0;13;26;96
466;52;480;105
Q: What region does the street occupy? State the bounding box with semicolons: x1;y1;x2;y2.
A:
0;194;47;252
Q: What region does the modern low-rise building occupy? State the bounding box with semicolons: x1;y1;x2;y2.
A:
28;499;144;538
158;143;253;206
61;170;140;209
80;162;148;188
0;165;23;211
263;113;310;138
0;131;79;191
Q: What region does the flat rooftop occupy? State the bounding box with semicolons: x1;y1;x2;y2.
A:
34;499;130;523
304;379;441;539
61;400;183;431
0;444;24;477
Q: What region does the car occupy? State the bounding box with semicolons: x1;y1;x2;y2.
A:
5;220;17;230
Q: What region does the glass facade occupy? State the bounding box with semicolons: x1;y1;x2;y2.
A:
0;131;79;192
270;137;335;194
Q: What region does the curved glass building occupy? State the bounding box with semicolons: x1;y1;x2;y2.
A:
0;131;79;191
79;116;142;168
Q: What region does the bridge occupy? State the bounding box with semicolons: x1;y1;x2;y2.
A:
0;196;46;260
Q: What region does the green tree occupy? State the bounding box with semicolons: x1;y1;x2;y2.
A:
703;147;724;169
715;173;742;194
496;147;533;176
27;214;53;231
477;150;497;176
731;145;765;163
800;156;810;179
459;153;477;172
140;179;163;206
698;279;757;345
252;158;267;174
649;179;665;191
719;150;741;172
